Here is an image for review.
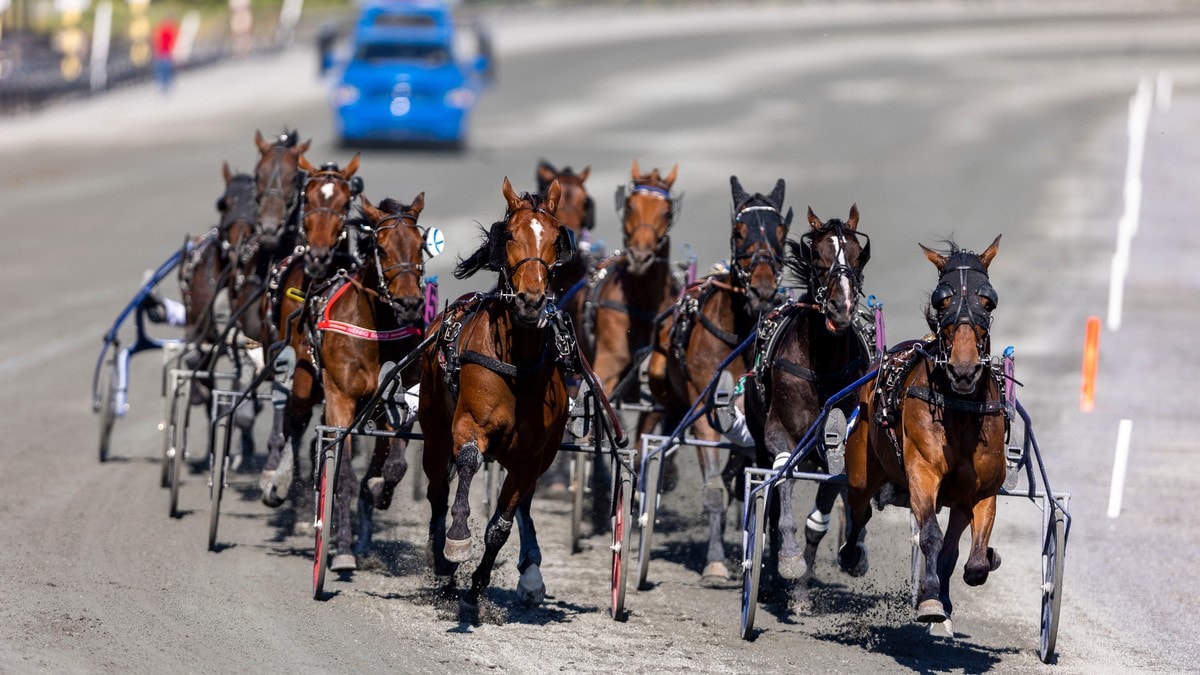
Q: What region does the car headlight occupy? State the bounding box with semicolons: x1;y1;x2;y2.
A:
332;84;360;107
443;87;476;109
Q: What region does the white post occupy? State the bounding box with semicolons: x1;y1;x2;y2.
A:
173;10;200;64
89;0;112;92
1107;419;1133;518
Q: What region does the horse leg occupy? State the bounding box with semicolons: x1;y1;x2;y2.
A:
799;481;842;579
936;505;972;622
837;428;880;577
911;471;948;623
514;491;546;606
774;478;805;579
698;443;730;584
962;495;1001;586
366;433;409;510
331;431;358;571
444;439;484;563
260;346;296;507
462;474;523;613
423;439;458;581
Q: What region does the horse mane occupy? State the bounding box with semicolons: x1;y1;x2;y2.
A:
455;193;548;280
782;217;851;287
278;129;299;148
632;170;671;191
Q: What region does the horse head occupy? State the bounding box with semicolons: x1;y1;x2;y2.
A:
537;160;594;242
297;153;361;278
254;129;310;250
218;162;259;265
455;177;573;328
358;193;429;326
618;160;677;275
729;176;792;315
921;235;1001;395
787;204;870;334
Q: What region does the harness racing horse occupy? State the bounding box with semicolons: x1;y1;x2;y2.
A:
536;160;594;313
259;153;362;514
840;236;1006;629
646;176;792;584
744;205;872;584
315;193;432;571
419;178;577;615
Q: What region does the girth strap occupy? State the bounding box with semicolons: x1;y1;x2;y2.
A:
459;348;546;380
775;354;867;386
697;311;740;347
904;386;1005;414
598;298;661;324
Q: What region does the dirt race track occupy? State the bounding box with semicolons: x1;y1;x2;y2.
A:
2;2;1199;672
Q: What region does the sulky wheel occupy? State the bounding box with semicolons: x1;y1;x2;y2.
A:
167;378;191;518
570;455;586;554
97;356;117;463
1039;508;1067;663
740;490;766;640
312;443;336;600
610;468;633;621
206;397;233;551
635;452;661;590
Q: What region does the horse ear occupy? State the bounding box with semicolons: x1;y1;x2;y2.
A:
578;166;591;182
663;163;679;187
222;161;233;184
343;153;361;178
254;130;271;154
630;159;641;179
298;154;315;173
536;160;557;186
769;179;785;209
409;191;426;217
544;179;562;215
730;176;748;207
783;206;794;228
295;138;312;156
846;203;860;230
502;177;523;212
920;242;947;271
359;194;377;216
807;207;823;231
979;234;1002;269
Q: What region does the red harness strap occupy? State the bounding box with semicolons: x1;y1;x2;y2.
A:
316;278;422;341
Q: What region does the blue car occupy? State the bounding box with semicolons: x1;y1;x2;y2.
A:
324;1;493;147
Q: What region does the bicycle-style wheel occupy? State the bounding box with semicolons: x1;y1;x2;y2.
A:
610;469;632;620
635;453;660;590
97;357;117;463
740;490;766;640
570;455;586;554
167;377;191;518
313;444;336;600
207;402;232;551
1039;509;1067;663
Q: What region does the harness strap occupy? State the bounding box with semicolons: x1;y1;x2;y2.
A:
460;348;545;379
774;354;867;386
697;310;741;347
904;386;1006;414
598;298;661;324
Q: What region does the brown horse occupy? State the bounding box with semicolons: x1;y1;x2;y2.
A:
259;153;362;511
840;236;1006;628
646;176;792;583
315;193;430;570
419;177;576;614
744;205;873;584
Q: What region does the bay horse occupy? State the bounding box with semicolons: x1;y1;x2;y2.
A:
535;159;593;312
646;176;792;584
259;153;362;513
744;205;872;583
315;193;430;571
419;177;576;615
840;236;1006;628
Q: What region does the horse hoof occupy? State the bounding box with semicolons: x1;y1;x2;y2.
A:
260;471;285;508
294;520;314;538
700;561;731;586
916;599;948;624
330;553;357;572
662;457;679;493
988;546;1002;571
838;542;869;577
517;565;546;607
928;618;955;638
776;553;808;581
458;597;480;624
367;477;395;510
444;536;473;563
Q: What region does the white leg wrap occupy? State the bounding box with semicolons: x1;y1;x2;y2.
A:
806;509;830;533
164;298;188;327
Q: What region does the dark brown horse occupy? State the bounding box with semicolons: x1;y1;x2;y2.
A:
744;205;872;583
646;176;792;583
419;177;576;614
535;160;593;311
259;153;362;511
315;193;430;570
840;236;1006;628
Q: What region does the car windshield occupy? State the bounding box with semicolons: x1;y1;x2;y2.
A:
355;42;450;66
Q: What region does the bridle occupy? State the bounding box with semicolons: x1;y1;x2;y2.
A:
496;201;574;303
729;202;787;291
370;212;427;317
801;222;870;310
220;176;260;266
299;167;357;255
928;252;997;368
256;144;301;239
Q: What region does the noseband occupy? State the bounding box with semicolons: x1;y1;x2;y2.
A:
497;204;566;304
